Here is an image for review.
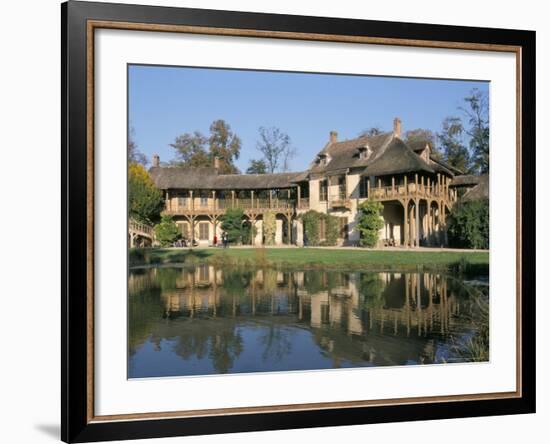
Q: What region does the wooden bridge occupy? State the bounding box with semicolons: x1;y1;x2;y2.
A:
129;219;154;247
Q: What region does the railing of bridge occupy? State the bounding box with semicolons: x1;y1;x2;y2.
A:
129;219;154;236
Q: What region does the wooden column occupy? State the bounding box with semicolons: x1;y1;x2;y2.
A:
367;178;370;198
212;190;216;210
251;190;254;209
190;190;194;211
297;184;301;208
287;215;292;245
414;174;418;196
391;176;395;195
166;191;171;211
403;201;409;247
415;200;420;247
437;173;441;196
269;189;273;208
404;175;408;195
231;190;235;207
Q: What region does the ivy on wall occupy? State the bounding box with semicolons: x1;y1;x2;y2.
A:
263;211;276;245
300;210;339;246
357;200;384;247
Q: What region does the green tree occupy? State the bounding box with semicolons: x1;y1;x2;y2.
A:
170;120;242;173
447;199;489;249
128;163;164;224
246;159;268;174
208;119;242;174
357;200;384;247
256;126;294;173
220;208;247;244
154;214;179;247
438;117;470;173
461;88;489;174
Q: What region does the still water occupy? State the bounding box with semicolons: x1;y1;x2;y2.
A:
128;265;488;378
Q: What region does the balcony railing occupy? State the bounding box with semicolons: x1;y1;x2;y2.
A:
165;198;296;215
368;183;457;202
329;198;352;209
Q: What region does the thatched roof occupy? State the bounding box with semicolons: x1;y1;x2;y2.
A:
149;166;304;190
462;175;489;201
309;132;394;174
362;138;435;177
450;174;482;187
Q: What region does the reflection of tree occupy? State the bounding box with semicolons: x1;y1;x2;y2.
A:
209;329;244;373
258;325;293;362
358;273;385;310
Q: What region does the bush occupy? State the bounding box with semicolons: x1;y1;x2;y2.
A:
154;215;179;247
357;200;384;247
301;210;339;246
447;199;489;249
220;208;247;244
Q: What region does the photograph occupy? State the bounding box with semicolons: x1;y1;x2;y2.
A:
127;65;490;378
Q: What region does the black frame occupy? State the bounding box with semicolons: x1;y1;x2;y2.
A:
62;1;536;442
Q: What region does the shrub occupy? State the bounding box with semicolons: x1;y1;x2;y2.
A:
154;215;179;247
263;211;276;245
221;207;247;244
447;199;489;249
357;200;384;247
128;163;164;224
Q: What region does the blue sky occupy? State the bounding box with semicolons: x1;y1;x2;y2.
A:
128;65;488;172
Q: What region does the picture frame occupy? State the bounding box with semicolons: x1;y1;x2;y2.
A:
61;1;536;442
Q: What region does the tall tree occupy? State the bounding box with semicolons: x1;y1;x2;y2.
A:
358;126;383;137
438;117;470;173
170;120;242;173
169;131;209;166
246;159;268;174
461;88;489;174
256;126;294;173
208;119;242;174
128;127;148;166
128;163;164;224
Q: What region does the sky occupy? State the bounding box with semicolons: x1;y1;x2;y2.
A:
128;65;489;172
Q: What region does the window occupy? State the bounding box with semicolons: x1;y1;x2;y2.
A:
319;180;328;201
177;196;188;208
359;176;369;198
200;192;208;207
199;222;209;240
179;222;189;238
338;176;346;200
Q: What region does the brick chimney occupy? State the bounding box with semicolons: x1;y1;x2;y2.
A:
213;156;220;169
330;131;338;143
152;154;160;167
393;118;402;138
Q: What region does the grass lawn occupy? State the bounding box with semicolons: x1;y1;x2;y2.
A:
130;247;489;273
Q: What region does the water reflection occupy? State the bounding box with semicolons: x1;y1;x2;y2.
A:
128;265;488;378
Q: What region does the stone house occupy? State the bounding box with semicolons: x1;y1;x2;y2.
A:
149;118;479;247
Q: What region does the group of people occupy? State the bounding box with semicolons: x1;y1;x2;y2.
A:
213;232;229;248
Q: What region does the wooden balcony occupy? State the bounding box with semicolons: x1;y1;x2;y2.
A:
329;198;352;210
165;198;296;216
368;183;457;203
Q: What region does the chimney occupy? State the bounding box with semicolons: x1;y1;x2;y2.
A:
393;118;402;138
152;154;160;167
213;156;220;169
330;131;338;144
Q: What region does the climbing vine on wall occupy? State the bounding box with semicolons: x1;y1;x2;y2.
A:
300;210;339;246
263;211;276;245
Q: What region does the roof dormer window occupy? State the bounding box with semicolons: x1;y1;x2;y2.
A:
358;145;372;160
317;153;330;166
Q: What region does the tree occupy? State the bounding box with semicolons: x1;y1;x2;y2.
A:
256;126;294;173
154;215;179;247
461;89;489;174
357;200;384;247
170;120;242;173
358;126;383;137
208;119;242;174
220;208;247;244
128;127;148;166
128;163;164;224
447;199;489;249
246;159;268;174
438;117;470;173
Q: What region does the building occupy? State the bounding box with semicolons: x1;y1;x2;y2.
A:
149;118;481;247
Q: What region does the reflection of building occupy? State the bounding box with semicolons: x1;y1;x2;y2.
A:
154;267;460;339
148;118;485;247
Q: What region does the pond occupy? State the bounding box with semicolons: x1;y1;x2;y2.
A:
128;265;489;378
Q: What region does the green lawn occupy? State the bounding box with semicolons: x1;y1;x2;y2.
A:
130;247;489;273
